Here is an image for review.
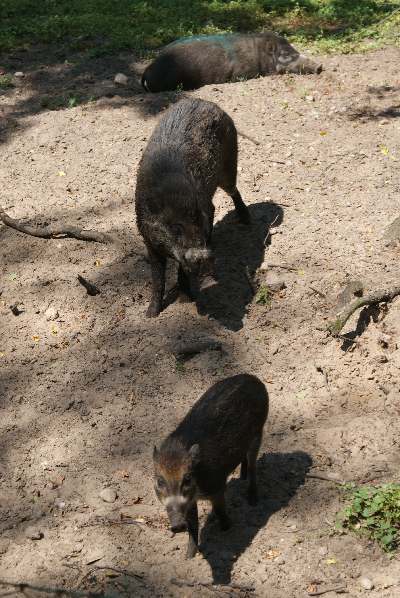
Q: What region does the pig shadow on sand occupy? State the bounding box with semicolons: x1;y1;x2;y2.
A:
199;450;312;585
196;201;284;331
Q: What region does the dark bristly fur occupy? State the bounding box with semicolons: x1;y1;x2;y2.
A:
142;32;322;92
153;374;269;558
135;97;250;317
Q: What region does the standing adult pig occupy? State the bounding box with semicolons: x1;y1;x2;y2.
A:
142;32;322;92
135;97;250;317
153;373;269;558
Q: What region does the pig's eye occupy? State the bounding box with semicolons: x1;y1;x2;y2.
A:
182;473;192;486
156;477;166;490
171;223;184;237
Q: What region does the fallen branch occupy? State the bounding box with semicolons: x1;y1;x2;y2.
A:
266;263;298;272
93;566;143;581
77;275;100;296
172;339;222;361
0;580;105;598
237;130;260;146
306;472;347;485
264;214;280;246
0;207;113;244
171;578;254;594
327;285;400;336
308;585;347;596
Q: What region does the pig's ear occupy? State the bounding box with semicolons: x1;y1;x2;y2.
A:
153;445;159;460
189;444;200;465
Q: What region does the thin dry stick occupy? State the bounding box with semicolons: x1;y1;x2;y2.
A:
306;473;347;485
92;566;143;580
267;263;298;272
264;214;280;246
0;580;105;598
171;578;254;594
0;207;113;244
327;285;400;336
308;585;347;596
237;130;260;146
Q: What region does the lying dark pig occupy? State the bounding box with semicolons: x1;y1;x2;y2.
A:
142;32;322;92
153;373;269;558
135;97;250;317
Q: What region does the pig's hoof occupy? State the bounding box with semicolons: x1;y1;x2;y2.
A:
186;545;198;559
146;303;161;317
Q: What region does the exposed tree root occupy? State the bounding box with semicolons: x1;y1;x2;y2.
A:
0;207;113;244
327;285;400;336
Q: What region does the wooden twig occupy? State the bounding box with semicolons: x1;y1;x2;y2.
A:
267;263;298;272
170;578;254;594
172;339;222;361
306;472;347;485
77;275;100;296
264;214;280;246
309;286;326;298
237;130;260;146
0;580;105;598
92;566;143;581
308;585;347;596
0;207;113;244
327;285;400;336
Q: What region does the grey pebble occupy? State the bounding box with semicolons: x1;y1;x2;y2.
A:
25;526;43;540
359;577;374;590
99;488;118;503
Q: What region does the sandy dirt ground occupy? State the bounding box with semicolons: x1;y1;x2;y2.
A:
0;45;400;597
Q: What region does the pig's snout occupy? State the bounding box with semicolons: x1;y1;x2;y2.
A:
199;275;218;292
170;520;187;533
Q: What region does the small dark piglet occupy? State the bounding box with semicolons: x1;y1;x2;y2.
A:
142;32;322;92
135;97;250;317
153;373;269;558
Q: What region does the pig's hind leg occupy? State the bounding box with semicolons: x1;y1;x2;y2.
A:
146;245;166;317
246;432;262;506
186;502;199;558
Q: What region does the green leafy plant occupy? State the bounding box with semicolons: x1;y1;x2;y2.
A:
337;484;400;552
175;360;185;374
255;284;272;306
0;74;13;88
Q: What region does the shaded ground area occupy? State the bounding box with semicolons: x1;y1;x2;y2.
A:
1;47;400;596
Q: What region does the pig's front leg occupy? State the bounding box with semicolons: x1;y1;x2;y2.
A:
186;502;199;558
146;245;166;317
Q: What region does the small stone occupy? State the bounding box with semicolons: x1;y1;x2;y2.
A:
318;546;328;556
99;488;117;503
305;95;315;102
359;577;374;590
25;526;43;540
44;306;59;321
14;71;24;78
54;498;66;510
274;556;286;565
383;216;400;247
263;272;286;292
114;73;128;85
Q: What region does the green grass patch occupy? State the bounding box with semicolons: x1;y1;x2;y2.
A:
337;484;400;552
0;1;399;55
255;284;272;306
0;73;13;88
